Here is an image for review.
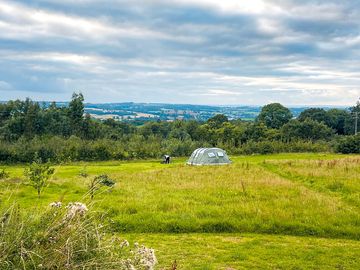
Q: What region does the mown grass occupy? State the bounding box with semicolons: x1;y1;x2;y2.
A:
1;153;360;269
260;157;360;208
124;233;360;269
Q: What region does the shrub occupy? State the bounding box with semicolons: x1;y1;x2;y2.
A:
0;169;9;179
24;158;55;198
234;140;330;155
336;134;360;154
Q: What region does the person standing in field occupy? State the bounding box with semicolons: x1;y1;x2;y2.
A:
164;155;170;164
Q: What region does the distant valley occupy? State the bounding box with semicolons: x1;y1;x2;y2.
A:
84;102;347;122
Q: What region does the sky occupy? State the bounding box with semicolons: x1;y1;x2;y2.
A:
0;0;359;106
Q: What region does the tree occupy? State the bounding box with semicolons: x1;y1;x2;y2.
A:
23;98;42;138
346;99;360;135
24;158;54;198
207;114;228;129
68;92;85;135
184;120;202;141
257;103;293;129
242;122;268;142
298;108;353;135
281;119;334;141
326;109;351;135
139;121;169;138
0;102;13;126
298;108;331;125
81;113;99;140
215;122;236;143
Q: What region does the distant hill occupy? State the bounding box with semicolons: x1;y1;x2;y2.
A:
83;102;348;122
0;100;348;122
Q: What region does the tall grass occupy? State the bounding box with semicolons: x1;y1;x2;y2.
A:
2;154;357;239
0;202;157;270
104;163;360;239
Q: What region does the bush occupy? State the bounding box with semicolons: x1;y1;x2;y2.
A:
0;134;336;163
234;140;330;155
0;169;9;179
336;134;360;154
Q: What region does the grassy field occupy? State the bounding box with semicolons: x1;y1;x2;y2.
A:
1;153;360;269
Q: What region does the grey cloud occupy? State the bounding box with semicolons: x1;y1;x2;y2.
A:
0;0;359;105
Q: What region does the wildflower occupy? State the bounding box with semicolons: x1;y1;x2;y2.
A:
65;202;88;219
48;236;56;243
136;245;157;270
49;201;62;208
123;259;136;270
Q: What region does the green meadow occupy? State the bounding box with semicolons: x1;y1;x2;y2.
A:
1;153;360;269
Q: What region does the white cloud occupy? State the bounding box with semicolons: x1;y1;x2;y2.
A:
205;89;242;96
289;3;345;21
257;18;286;36
171;0;284;16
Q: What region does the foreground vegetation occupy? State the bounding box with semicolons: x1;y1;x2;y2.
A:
1;153;359;268
0;203;156;269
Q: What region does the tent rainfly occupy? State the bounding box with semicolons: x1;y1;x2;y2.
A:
187;148;231;165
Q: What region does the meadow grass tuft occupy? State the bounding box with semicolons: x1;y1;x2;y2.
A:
0;202;157;269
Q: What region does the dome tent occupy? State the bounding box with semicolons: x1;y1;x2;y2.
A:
187;148;231;165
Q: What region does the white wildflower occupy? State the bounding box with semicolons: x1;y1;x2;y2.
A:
122;259;136;270
136;245;157;270
49;201;62;208
65;202;88;219
120;243;157;270
48;236;56;243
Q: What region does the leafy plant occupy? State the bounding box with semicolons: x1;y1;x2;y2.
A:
79;166;89;178
24;158;55;198
89;174;115;200
0;169;9;179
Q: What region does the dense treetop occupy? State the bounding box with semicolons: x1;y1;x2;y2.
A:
257;103;293;129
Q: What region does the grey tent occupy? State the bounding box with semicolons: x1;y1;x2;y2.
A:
187;148;231;165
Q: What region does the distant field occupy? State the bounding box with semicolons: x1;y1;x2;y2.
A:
1;153;360;269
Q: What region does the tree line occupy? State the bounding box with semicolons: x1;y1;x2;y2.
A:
0;93;359;163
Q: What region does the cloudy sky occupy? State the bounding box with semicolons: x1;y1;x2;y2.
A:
0;0;359;105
